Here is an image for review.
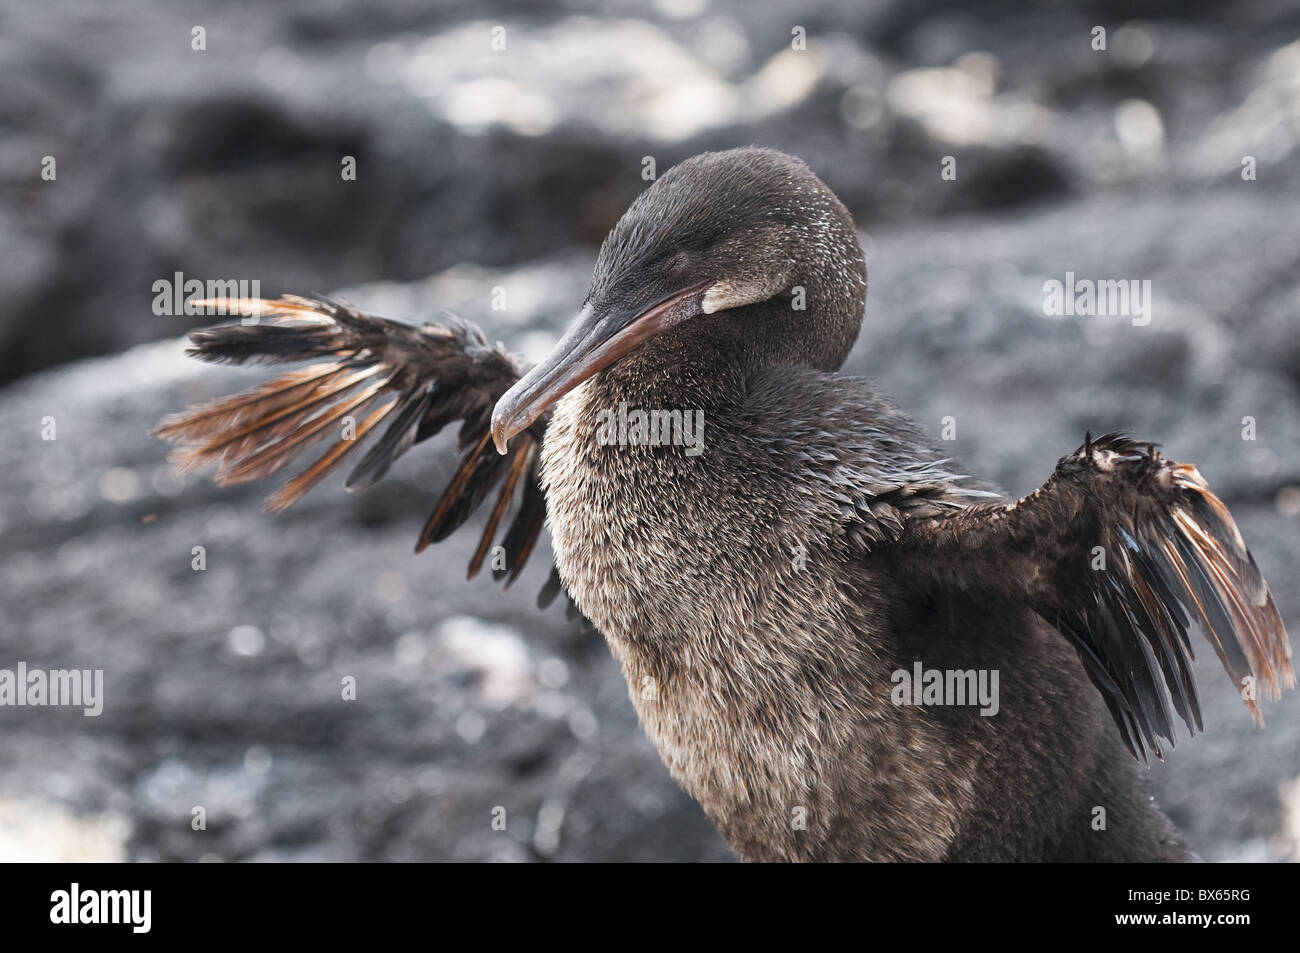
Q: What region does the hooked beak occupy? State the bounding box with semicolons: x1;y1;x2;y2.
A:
490;281;710;454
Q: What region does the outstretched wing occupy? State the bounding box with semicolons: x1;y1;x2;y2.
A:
887;432;1294;762
154;295;566;606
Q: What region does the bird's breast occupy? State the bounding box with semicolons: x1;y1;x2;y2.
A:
540;379;802;648
536;380;966;860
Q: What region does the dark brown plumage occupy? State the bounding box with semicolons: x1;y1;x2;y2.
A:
156;147;1293;861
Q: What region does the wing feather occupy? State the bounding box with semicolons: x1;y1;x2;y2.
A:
892;432;1293;762
154;295;569;607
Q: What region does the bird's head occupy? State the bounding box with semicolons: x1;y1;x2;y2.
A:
491;147;866;453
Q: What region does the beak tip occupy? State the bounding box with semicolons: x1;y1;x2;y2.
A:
489;405;511;455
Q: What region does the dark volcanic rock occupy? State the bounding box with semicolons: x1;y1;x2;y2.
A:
4;1;1300;382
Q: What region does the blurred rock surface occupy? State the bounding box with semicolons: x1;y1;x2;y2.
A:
2;0;1299;379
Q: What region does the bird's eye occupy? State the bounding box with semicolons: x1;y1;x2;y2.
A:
662;251;692;279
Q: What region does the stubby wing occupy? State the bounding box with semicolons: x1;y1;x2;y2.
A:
887;432;1294;762
154;295;566;605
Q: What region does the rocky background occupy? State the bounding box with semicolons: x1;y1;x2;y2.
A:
0;0;1298;861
